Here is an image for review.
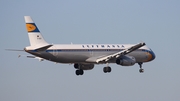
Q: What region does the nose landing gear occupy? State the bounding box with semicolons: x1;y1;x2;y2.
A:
138;62;144;73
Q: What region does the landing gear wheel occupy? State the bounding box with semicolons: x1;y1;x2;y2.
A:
103;66;111;73
139;68;144;73
75;69;84;75
76;70;80;75
79;69;84;75
74;64;79;69
103;67;107;73
108;67;111;72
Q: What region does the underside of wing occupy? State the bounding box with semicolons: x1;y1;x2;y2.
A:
86;55;108;63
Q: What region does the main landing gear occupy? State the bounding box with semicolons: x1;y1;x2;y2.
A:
75;69;84;75
138;62;144;73
103;63;111;73
74;64;84;76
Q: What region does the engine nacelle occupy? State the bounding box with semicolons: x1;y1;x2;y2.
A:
74;63;94;70
116;56;136;66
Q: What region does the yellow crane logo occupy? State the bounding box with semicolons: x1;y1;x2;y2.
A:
26;24;36;32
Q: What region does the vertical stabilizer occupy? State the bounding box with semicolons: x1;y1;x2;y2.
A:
24;16;49;47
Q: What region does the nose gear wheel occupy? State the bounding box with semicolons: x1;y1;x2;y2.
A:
138;62;144;73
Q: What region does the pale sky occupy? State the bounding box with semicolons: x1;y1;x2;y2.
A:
1;0;180;101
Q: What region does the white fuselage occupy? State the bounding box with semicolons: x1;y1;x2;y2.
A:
25;44;155;64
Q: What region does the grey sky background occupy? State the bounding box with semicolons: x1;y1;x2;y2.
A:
1;0;180;101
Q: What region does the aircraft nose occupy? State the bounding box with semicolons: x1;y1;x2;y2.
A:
150;50;156;61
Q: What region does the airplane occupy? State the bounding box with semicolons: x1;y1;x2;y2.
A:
11;16;156;76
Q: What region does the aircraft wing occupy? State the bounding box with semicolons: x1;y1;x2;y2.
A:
96;42;146;63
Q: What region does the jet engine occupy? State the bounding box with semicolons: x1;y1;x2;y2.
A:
116;56;136;66
74;63;94;70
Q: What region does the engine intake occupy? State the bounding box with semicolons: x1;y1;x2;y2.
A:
116;56;136;66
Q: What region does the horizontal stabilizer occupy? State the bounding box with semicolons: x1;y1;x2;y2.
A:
5;49;24;51
26;56;44;61
27;56;36;58
18;55;44;61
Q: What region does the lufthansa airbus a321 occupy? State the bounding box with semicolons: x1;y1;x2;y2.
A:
10;16;156;76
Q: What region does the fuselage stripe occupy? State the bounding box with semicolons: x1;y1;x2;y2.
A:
30;49;151;53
